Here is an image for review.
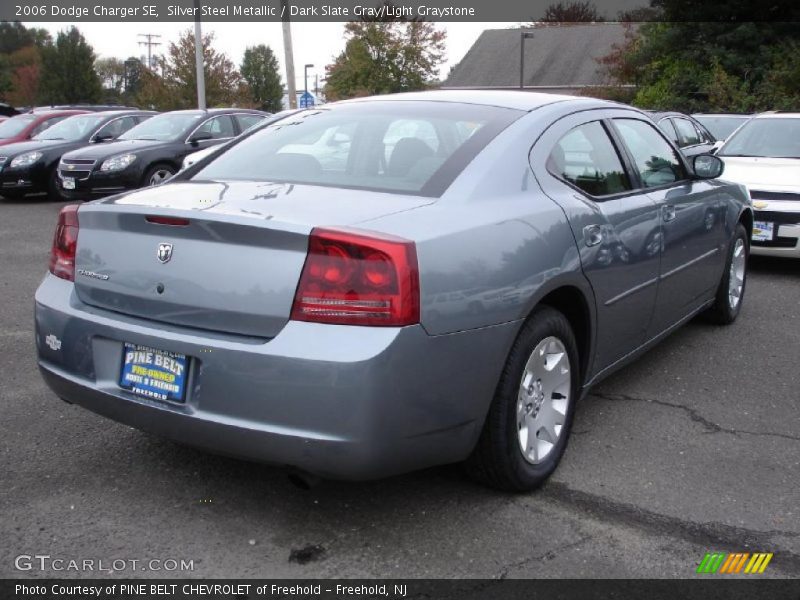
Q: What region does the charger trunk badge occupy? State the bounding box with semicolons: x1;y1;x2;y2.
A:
157;243;174;264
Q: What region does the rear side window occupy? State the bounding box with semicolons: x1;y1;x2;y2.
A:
235;113;266;132
192;101;523;197
614;119;687;188
547;121;631;197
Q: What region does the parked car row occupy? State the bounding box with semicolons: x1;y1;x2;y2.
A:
0;107;270;200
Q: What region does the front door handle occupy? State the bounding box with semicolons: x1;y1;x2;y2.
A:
584;224;603;247
663;205;677;222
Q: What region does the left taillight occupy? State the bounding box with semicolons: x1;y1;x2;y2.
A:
48;204;80;281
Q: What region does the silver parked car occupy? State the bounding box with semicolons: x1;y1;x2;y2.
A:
35;91;753;491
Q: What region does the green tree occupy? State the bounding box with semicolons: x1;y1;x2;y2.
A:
240;45;283;112
0;22;50;54
324;19;445;101
39;27;102;104
598;5;800;113
0;22;50;103
153;29;245;109
539;1;605;22
96;57;126;102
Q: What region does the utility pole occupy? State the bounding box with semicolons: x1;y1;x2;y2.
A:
193;0;206;110
520;30;535;90
281;0;297;109
137;33;161;70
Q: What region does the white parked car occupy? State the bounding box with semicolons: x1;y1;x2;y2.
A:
717;113;800;258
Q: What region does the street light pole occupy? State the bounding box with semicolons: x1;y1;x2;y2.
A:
304;64;314;96
520;30;534;90
281;0;297;109
193;0;206;109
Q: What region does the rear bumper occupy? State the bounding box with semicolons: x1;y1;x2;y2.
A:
35;274;518;480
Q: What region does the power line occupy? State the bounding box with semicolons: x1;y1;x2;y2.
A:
137;33;162;70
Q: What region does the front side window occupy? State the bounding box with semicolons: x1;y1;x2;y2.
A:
614;119;686;188
673;118;701;147
95;116;138;140
120;113;203;142
194;115;235;140
192;101;522;197
547;121;631;197
657;119;679;145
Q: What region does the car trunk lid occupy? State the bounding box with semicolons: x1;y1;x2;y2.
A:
73;180;432;338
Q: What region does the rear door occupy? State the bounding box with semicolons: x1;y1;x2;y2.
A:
610;117;725;336
531;110;662;375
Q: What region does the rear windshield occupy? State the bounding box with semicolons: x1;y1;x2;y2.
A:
0;115;35;138
192;101;523;197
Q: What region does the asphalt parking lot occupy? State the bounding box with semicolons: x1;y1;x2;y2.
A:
1;197;798;580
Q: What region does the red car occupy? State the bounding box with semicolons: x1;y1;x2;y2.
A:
0;109;88;147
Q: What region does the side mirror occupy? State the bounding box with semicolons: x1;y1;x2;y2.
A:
189;132;213;145
693;154;724;179
93;133;115;143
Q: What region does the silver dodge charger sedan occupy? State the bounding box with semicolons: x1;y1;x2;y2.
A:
35;91;752;491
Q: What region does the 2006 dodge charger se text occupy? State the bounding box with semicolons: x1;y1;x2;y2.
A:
35;91;753;491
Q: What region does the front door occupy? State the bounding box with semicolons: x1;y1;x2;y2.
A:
611;117;724;335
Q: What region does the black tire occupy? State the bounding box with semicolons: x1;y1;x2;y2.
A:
48;167;64;201
466;306;580;492
142;163;175;187
705;223;748;325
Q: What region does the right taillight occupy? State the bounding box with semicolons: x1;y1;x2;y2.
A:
48;204;80;281
291;227;420;327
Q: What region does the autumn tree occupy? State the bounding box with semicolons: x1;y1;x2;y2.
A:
324;19;446;101
240;45;283;112
0;21;50;104
39;27;102;104
147;29;245;109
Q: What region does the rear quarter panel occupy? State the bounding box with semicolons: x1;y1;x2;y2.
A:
363;103;598;337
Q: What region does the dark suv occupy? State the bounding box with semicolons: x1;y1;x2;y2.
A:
0;110;155;200
58;108;269;200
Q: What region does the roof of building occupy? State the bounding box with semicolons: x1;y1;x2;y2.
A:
444;24;636;89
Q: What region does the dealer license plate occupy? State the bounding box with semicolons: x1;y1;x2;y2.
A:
119;343;188;402
752;221;774;242
62;177;75;190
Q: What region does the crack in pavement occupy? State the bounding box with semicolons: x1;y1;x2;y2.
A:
496;535;593;579
589;391;800;443
541;481;800;576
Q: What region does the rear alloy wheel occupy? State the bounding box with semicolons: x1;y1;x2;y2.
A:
706;222;748;325
466;306;579;491
144;164;175;187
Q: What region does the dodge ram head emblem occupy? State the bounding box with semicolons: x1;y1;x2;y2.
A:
157;243;174;264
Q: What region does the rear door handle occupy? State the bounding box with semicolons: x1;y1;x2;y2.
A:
663;205;676;222
584;224;603;247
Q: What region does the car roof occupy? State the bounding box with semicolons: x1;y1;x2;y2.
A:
692;113;751;117
163;108;266;116
338;89;613;112
753;112;800;119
